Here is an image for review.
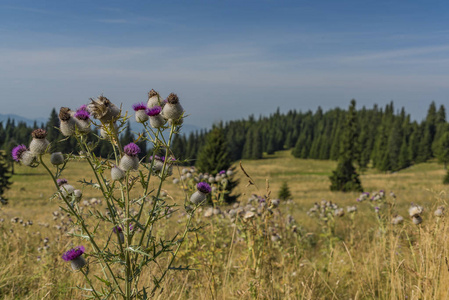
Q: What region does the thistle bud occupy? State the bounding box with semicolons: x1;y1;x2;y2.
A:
30;129;50;155
73;189;83;201
62;246;86;271
12;145;36;166
119;143;141;171
412;215;423;225
50;152;64;165
146;106;166;128
147;89;162;108
57;179;75;197
74;105;91;134
59;107;76;136
111;166;125;181
391;215;404;225
434;206;445;217
409;204;423;217
162;93;184;120
133;103;149;123
190;182;211;205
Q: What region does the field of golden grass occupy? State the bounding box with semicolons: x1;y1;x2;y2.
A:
1;150;449;299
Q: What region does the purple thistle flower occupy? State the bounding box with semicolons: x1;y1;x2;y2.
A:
112;226;122;233
57;179;68;186
149;155;162;161
197;182;211;194
11;145;27;162
124;143;141;156
146;106;162;116
62;246;85;261
74;109;90;120
375;207;380;213
356;198;361;202
363;192;370;196
133;102;147;111
160;156;175;163
219;170;226;175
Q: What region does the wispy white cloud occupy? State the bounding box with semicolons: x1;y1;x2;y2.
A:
1;43;449;126
337;45;449;63
0;5;51;14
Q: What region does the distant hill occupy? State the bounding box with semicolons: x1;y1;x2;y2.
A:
0;114;47;127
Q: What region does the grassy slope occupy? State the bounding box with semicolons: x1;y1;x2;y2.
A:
1;150;449;299
3;150;447;234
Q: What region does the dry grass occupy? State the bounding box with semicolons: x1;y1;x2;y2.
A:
2;150;449;299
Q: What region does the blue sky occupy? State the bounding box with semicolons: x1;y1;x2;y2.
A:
1;0;449;128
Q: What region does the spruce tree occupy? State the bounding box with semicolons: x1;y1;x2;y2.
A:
197;127;231;174
252;128;263;159
0;151;12;204
329;100;363;192
196;126;238;203
436;130;449;169
278;181;292;200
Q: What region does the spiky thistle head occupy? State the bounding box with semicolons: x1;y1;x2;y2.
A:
146;106;162;116
74;106;90;120
57;179;68;186
123;143;141;156
167;93;179;104
11;145;27;162
112;226;122;233
132;102;147;111
32;129;47;139
59;107;72;121
148;89;159;98
88;95;119;120
62;246;85;261
197;182;211;194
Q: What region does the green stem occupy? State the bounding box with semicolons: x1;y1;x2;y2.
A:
77;135;125;256
39;156;124;296
137;124;175;249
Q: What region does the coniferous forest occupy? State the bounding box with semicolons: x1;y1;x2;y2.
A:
1;101;448;173
171;100;448;173
0;108;147;163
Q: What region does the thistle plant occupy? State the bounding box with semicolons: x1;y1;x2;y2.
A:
172;167;233;205
11;90;202;299
307;200;343;251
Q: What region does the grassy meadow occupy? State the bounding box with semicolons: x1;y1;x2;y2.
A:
2;150;449;299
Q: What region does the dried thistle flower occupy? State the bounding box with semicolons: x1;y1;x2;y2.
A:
147;89;162;108
162;93;184;121
87;95;120;122
59;107;76;136
30;129;50;155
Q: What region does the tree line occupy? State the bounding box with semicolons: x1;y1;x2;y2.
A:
2;102;449;174
0;108;147;164
171;101;449;172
